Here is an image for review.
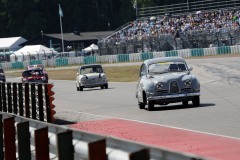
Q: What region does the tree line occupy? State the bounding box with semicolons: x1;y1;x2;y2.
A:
0;0;188;40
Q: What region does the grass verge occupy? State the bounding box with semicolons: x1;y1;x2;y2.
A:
5;54;240;82
5;65;140;82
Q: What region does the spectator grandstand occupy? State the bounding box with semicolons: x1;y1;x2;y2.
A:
98;0;240;55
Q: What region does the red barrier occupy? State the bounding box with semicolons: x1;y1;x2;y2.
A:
35;127;49;160
0;82;56;123
46;84;56;122
3;117;16;160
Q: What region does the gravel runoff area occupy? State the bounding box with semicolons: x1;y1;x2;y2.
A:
54;111;110;125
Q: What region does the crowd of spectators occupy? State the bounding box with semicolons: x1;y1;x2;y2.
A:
112;9;240;41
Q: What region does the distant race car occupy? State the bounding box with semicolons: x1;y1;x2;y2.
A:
76;64;108;91
22;68;48;83
136;57;200;111
27;64;48;83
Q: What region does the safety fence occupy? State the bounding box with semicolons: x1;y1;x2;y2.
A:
1;45;240;70
0;82;55;123
0;112;207;160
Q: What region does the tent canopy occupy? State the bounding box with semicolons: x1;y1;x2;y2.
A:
0;37;27;51
13;45;56;56
83;43;99;52
10;45;57;62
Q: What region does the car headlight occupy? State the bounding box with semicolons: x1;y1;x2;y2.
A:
100;74;106;81
156;82;164;90
184;79;191;87
42;77;46;81
100;74;106;79
81;78;86;84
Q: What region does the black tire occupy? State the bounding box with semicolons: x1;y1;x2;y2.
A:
182;101;188;106
138;102;145;109
79;86;83;91
192;96;200;107
104;84;108;89
147;101;154;111
77;83;80;91
100;86;104;89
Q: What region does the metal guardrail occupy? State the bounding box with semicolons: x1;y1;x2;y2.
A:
1;44;240;71
0;112;207;160
0;82;55;123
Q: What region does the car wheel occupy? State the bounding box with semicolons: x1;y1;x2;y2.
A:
80;86;83;91
138;91;146;109
138;102;145;109
147;100;154;111
104;84;108;89
182;101;188;106
192;96;200;107
100;86;104;89
76;83;80;91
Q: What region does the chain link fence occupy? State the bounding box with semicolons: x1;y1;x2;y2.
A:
98;27;240;55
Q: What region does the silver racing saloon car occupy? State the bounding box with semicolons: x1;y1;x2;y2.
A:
136;57;200;111
76;64;108;91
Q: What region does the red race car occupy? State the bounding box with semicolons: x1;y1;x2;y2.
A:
22;68;48;83
26;64;48;83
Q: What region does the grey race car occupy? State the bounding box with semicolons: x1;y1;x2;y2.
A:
136;57;200;111
76;64;108;91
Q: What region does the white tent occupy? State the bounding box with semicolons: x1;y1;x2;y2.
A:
10;45;57;62
83;43;99;52
0;37;27;52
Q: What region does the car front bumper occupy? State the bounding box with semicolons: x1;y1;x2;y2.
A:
80;82;107;88
147;92;200;101
23;80;46;83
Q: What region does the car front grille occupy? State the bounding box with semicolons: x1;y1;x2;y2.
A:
156;82;193;94
170;81;179;93
181;87;193;93
157;89;168;93
86;79;99;84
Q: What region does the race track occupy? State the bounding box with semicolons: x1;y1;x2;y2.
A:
46;57;239;139
7;57;240;138
6;56;240;159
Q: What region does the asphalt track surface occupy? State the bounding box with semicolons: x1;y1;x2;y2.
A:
6;56;240;160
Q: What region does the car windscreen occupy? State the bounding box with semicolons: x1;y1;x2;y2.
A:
148;62;187;74
22;70;44;77
80;67;103;74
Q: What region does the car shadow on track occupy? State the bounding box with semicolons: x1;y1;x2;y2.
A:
53;118;77;125
146;103;215;111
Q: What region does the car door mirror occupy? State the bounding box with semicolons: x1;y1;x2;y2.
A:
77;73;79;76
188;67;193;71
